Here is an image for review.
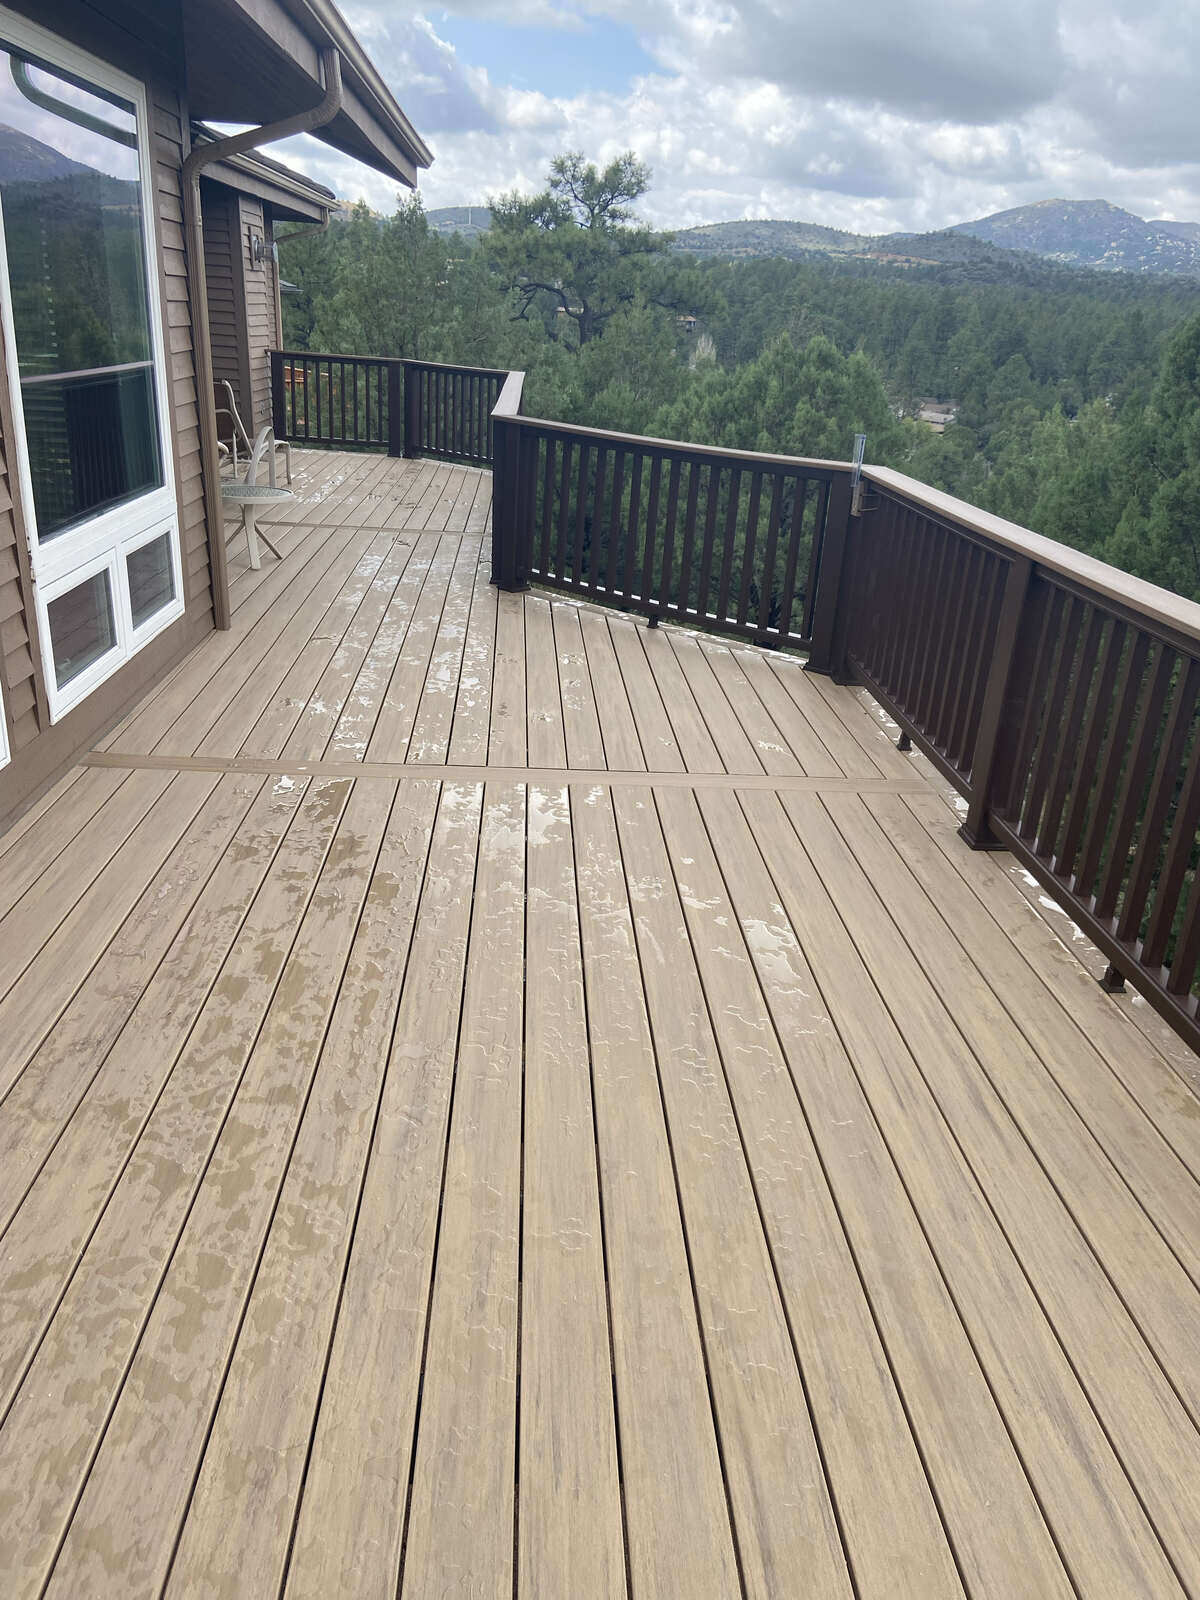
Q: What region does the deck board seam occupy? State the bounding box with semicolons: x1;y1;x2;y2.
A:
80;750;938;793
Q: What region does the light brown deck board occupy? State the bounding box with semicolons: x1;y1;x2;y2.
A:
523;595;568;769
0;772;265;1217
42;780;387;1598
163;779;440;1599
613;784;854;1598
283;782;483;1598
400;785;525;1596
578;608;645;771
571;786;744;1596
519;785;626;1597
3;451;1200;1599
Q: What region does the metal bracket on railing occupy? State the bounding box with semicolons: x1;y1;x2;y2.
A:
850;433;867;517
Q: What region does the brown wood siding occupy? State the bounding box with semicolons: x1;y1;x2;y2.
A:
0;419;41;759
239;195;276;432
0;25;215;830
202;182;243;415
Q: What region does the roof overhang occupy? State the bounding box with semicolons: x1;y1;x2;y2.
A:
181;0;432;186
192;122;335;221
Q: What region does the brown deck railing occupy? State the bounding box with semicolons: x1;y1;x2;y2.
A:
271;350;1200;1053
834;467;1200;1053
269;351;505;464
493;413;846;649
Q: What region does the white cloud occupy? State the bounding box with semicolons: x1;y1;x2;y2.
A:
273;1;1200;232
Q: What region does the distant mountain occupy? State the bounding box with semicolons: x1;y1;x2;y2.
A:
950;199;1200;275
670;218;1051;277
1151;219;1200;246
0;123;96;184
671;219;864;258
427;205;491;239
420;195;1200;281
670;203;1200;282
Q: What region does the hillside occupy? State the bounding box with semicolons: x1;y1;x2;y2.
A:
950;199;1200;275
0;124;97;184
669;218;1074;285
1150;220;1200;246
669;203;1200;281
668;219;863;258
426;205;492;239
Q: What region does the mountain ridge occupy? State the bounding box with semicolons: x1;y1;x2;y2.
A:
949;198;1200;275
425;195;1200;281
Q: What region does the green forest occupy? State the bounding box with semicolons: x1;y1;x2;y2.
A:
279;153;1200;600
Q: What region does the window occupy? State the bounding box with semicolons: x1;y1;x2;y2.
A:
47;567;118;689
127;530;176;631
0;8;183;721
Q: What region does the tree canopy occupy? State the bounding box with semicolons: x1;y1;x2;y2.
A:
486;152;686;345
278;149;1200;600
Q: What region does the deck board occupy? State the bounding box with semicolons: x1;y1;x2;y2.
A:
3;451;1199;1598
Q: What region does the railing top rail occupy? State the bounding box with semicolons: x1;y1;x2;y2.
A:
865;464;1200;649
492;369;526;418
508;409;847;479
272;348;510;380
273;347;395;365
402;357;512;378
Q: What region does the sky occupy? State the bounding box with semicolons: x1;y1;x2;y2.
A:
270;0;1200;234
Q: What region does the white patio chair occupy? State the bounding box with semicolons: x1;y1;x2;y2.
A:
219;424;292;569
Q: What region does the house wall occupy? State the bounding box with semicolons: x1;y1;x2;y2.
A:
202;183;283;439
0;4;215;830
240;194;279;433
202;180;246;419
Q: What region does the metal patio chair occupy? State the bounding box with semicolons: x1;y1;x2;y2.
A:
215;379;293;485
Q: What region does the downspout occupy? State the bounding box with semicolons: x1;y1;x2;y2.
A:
182;47;343;628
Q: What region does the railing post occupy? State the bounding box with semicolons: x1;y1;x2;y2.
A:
270;350;287;440
403;362;422;459
386;361;404;457
804;469;855;679
491;417;529;591
960;553;1033;848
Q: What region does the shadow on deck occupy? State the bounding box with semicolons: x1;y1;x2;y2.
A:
2;450;1199;1598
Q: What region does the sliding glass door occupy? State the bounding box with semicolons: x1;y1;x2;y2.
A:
0;7;182;719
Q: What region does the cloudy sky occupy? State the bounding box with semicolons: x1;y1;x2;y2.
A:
274;0;1200;233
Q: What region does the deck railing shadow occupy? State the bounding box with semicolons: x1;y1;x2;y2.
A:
271;348;1200;1056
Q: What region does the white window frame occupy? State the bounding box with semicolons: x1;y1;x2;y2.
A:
0;5;183;722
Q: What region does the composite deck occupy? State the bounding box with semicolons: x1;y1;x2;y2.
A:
2;451;1200;1598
